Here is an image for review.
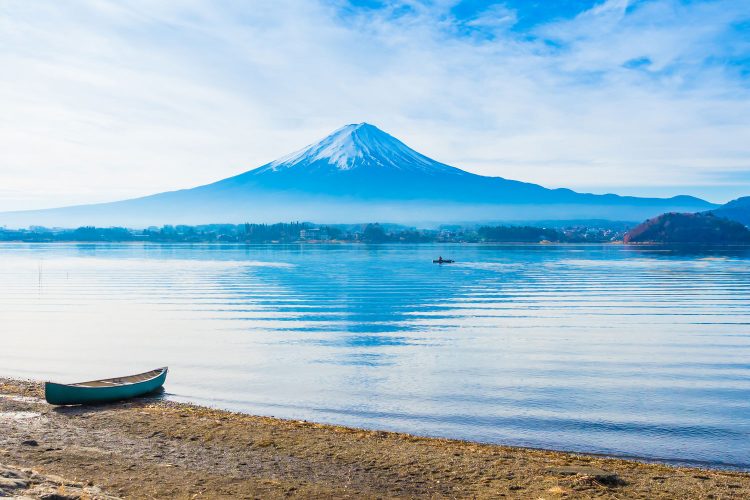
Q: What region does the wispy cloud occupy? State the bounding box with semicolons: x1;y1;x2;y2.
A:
0;0;748;210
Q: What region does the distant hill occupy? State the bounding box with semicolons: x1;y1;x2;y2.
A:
0;123;717;228
624;212;750;244
708;196;750;226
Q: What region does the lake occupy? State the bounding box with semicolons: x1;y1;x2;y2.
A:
1;242;749;469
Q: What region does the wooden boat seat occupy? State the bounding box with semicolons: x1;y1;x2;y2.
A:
72;369;164;387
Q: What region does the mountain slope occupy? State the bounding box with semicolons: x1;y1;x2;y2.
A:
208;123;709;204
0;123;717;228
708;196;750;226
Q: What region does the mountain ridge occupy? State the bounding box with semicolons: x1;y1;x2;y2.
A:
202;122;709;204
708;196;750;226
0;123;717;228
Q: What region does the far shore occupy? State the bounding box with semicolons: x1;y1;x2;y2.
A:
5;239;750;246
2;377;749;499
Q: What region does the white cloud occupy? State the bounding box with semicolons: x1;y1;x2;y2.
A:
0;0;749;211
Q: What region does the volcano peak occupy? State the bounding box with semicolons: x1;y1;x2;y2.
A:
253;123;464;176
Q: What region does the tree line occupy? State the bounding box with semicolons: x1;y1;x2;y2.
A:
0;222;626;243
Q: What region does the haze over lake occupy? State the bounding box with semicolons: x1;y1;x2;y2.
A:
2;242;749;468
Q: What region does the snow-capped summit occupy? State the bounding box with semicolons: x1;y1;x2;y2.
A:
253;123;464;176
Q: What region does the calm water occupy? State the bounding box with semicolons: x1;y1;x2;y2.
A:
1;243;749;468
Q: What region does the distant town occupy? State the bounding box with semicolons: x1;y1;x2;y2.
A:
0;221;631;244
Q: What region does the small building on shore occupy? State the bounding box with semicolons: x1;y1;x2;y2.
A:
300;228;329;241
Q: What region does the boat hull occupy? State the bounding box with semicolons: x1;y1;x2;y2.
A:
45;368;167;405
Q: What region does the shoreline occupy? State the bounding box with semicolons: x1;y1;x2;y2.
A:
4;240;750;247
2;378;749;498
166;395;750;474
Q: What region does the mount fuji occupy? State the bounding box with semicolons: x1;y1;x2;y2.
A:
0;123;716;228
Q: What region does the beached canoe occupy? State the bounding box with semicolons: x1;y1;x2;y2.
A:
45;367;168;405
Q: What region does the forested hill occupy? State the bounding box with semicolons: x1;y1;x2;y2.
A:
624;213;750;244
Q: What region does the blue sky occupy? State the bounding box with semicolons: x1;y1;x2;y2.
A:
1;0;749;210
349;0;605;30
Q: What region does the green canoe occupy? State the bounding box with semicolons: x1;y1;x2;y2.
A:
45;367;168;405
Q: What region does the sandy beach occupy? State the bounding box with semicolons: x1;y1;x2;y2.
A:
1;377;748;499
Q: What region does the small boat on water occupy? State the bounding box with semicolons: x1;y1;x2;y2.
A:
45;367;168;405
433;258;455;264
